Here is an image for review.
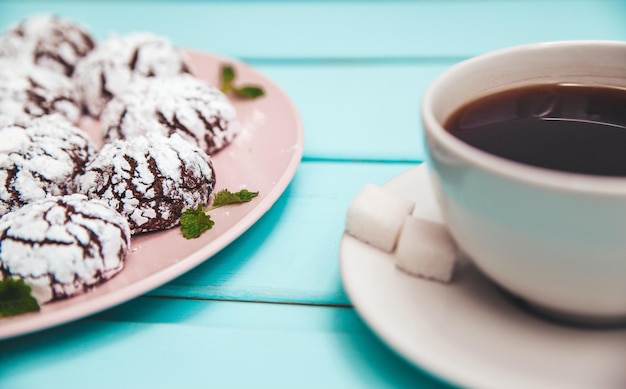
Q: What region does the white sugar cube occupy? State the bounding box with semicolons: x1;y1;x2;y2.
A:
395;216;458;283
345;184;415;252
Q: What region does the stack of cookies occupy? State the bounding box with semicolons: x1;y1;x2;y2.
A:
0;14;242;304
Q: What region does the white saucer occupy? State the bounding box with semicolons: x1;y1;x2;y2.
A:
340;164;626;389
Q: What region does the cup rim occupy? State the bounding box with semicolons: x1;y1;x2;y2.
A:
421;40;626;196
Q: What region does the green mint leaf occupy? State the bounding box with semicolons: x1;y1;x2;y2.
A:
233;86;265;99
180;205;215;239
212;189;259;208
0;277;40;318
219;63;265;99
220;65;236;92
180;189;258;239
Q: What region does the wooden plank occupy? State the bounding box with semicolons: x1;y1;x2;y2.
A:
256;62;446;161
149;161;416;306
0;298;450;389
0;1;624;59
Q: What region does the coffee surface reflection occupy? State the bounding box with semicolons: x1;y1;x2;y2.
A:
444;84;626;176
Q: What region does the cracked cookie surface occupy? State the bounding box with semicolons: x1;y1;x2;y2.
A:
75;133;216;234
72;32;190;117
0;14;95;77
0;61;82;123
101;74;240;155
0;194;130;304
0;114;96;217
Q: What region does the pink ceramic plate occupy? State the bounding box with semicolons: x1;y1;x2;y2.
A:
0;50;304;340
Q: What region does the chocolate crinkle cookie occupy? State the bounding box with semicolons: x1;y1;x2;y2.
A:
0;114;96;217
73;32;190;117
0;60;82;123
75;133;216;235
102;74;241;155
0;14;95;77
0;194;131;304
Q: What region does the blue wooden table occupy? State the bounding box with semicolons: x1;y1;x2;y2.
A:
1;1;625;388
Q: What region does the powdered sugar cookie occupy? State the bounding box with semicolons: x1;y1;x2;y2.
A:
0;60;81;123
75;133;216;234
73;32;190;117
101;74;240;155
0;194;130;304
0;14;95;76
0;114;96;217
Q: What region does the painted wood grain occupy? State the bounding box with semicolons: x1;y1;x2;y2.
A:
0;297;452;389
257;63;446;161
149;161;416;306
0;1;624;59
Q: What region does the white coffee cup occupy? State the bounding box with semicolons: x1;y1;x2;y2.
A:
421;41;626;325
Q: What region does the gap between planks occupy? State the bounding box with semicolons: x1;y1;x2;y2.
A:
242;56;469;67
302;157;423;164
141;294;353;309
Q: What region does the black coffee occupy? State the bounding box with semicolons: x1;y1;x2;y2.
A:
444;84;626;176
